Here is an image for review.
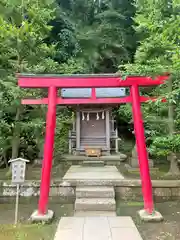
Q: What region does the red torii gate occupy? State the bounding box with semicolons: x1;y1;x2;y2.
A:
18;74;168;218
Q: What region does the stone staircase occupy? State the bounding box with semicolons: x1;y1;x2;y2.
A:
74;186;116;216
82;160;104;167
80;137;106;148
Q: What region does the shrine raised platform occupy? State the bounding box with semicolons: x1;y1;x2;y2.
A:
63;166;124;181
61;154;127;165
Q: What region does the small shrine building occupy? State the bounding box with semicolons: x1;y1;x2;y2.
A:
61;87;126;155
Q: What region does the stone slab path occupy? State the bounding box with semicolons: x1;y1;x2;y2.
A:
54;217;143;240
63;166;124;180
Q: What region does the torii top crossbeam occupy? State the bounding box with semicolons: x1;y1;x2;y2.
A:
19;73;168;88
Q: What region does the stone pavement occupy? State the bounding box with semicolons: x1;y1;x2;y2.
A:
54;217;143;240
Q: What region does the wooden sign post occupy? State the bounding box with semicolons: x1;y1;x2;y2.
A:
8;158;29;225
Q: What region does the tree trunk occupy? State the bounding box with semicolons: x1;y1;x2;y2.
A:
11;47;23;159
3;152;8;168
6;40;23;176
11;106;22;159
168;78;174;134
167;78;180;175
6;106;22;177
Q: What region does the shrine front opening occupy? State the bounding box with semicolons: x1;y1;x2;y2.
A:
18;73;168;221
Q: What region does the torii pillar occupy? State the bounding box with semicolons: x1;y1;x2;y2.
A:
31;86;57;221
131;84;163;221
18;74;168;222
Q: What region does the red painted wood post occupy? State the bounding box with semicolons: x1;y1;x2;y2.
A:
131;84;154;214
38;86;57;215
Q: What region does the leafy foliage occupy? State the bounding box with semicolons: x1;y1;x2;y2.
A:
0;0;73;166
57;0;136;73
119;0;180;173
150;135;180;156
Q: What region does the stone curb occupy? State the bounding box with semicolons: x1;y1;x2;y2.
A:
1;179;180;187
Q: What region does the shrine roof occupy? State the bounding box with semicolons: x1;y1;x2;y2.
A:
61;88;126;98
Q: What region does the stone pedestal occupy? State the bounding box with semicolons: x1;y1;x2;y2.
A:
30;210;54;223
138;209;163;222
130;145;154;168
125;145;158;173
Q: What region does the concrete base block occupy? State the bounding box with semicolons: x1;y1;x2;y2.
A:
30;210;54;223
75;198;116;211
74;210;116;217
125;164;159;173
138;209;163;222
76;186;115;198
82;161;104;167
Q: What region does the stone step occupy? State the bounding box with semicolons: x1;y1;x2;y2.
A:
76;186;115;198
74;211;116;217
75;198;116;211
82;160;104;167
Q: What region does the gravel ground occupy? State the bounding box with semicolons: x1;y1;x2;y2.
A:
0;199;180;239
117;200;180;240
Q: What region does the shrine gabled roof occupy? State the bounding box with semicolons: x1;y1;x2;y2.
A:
61;88;126;98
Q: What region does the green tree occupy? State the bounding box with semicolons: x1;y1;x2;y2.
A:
57;0;136;73
120;0;180;175
0;0;58;167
